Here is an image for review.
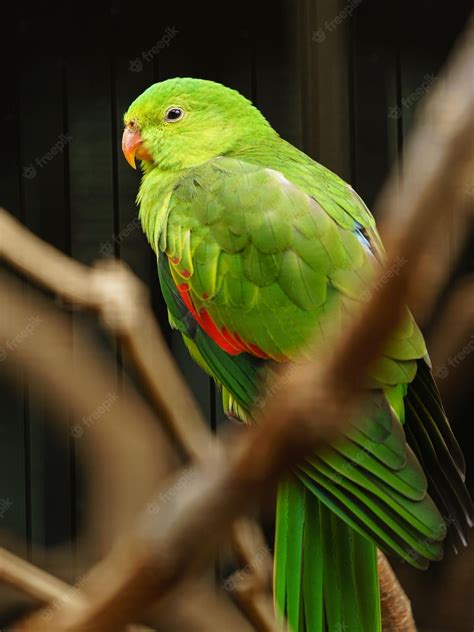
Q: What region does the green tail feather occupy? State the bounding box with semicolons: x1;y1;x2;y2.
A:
275;475;381;632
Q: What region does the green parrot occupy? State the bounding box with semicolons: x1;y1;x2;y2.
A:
122;78;472;631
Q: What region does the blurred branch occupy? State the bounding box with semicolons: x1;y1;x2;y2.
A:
0;180;274;622
0;216;275;626
1;547;255;632
145;578;258;632
0;270;176;547
402;198;472;329
430;275;474;363
0;212;94;305
429;275;474;404
0;548;153;632
0;548;85;611
225;569;280;632
0;272;257;632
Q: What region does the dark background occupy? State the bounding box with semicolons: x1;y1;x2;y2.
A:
0;1;472;629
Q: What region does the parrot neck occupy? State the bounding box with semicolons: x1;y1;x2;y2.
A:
137;167;185;253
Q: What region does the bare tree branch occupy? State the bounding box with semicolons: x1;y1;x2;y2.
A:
1;547;257;632
378;551;416;632
0;548;155;632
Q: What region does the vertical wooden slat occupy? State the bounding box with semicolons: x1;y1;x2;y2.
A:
254;0;303;149
66;54;119;573
68;57;117;266
17;56;74;577
299;0;351;177
112;61;155;287
0;53;28;561
349;6;400;205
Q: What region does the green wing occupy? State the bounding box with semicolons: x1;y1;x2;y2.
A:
162;157;424;381
156;156;471;631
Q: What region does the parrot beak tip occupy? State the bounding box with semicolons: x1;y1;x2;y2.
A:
122;127;146;170
125;153;137;169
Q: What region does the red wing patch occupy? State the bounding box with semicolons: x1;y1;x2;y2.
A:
175;279;272;359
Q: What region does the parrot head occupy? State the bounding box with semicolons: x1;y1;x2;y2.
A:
122;78;275;171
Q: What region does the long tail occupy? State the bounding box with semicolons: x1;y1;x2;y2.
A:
275;475;381;632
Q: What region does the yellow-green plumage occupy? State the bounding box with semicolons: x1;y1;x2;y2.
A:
124;78;472;632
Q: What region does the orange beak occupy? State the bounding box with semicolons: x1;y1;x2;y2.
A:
122;127;152;169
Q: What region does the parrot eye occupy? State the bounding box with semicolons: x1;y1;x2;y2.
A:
165;107;184;122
